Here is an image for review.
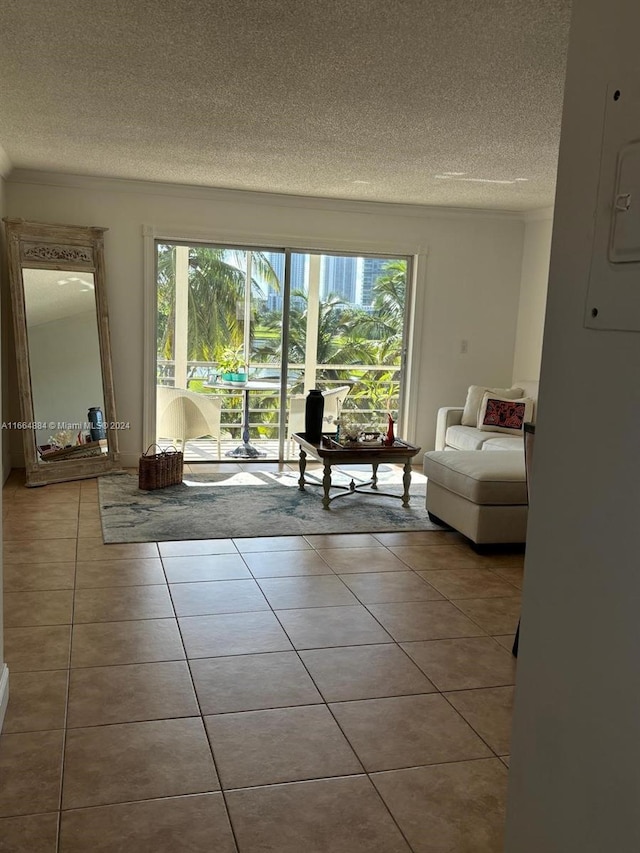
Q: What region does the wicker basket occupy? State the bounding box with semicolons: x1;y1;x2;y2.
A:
138;444;184;490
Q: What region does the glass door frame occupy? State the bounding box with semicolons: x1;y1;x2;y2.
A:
147;233;415;464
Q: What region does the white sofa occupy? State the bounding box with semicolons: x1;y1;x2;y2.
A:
435;379;539;451
424;380;538;545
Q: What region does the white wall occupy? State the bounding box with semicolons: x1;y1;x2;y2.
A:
5;174;527;463
512;211;553;382
506;1;640;850
28;311;104;447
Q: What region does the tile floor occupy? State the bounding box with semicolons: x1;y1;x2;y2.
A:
0;465;521;852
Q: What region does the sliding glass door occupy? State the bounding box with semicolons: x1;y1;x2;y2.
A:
155;242;410;462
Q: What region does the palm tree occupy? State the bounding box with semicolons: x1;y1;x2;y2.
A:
157;244;279;364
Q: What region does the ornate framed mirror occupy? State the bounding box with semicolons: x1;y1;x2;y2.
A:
3;219;121;486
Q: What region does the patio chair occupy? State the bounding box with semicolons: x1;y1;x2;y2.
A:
156;386;223;458
287;385;351;457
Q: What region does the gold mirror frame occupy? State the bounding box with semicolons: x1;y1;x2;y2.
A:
4;218;120;486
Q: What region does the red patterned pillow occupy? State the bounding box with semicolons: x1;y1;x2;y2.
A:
477;393;535;435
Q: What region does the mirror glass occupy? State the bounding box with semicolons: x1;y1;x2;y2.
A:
4;218;120;486
23;268;108;460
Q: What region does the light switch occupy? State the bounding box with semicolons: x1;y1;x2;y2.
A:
609;141;640;263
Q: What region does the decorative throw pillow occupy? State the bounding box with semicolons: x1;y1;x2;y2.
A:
477;393;535;435
461;385;524;427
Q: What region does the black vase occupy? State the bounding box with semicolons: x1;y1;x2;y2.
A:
305;390;325;443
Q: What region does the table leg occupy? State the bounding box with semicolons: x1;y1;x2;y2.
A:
225;388;266;458
322;461;331;509
242;389;250;445
402;459;412;506
371;462;379;490
298;448;307;491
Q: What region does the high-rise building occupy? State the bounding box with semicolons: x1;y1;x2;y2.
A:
263;252;308;311
320;255;357;302
361;257;389;306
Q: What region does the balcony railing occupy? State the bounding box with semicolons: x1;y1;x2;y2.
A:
157;359;401;458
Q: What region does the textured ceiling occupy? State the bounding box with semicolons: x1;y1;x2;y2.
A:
0;0;571;211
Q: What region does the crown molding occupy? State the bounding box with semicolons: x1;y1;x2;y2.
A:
7;169;529;222
0;145;11;178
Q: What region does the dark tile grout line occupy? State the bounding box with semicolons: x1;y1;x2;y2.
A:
161;553;243;853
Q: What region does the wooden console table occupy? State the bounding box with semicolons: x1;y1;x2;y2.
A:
292;432;421;509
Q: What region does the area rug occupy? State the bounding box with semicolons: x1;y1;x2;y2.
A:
98;468;439;543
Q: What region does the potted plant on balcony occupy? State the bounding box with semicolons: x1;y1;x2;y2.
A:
217;348;247;383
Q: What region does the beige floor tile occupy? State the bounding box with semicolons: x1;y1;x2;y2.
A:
190;651;322;714
206;704;362;788
339;571;444;604
373;530;457;547
3;561;75;592
372;758;508;853
75;558;166;587
162;553;250;582
179;611;293;658
78;506;101;521
170;579;269;616
402;637;517;690
453;597;521;635
77;516;103;538
501;755;510;767
257;575;358;609
0;730;64;817
63;717;219;809
242;549;334;578
489;565;524;589
367;600;486;642
226;775;411;853
493;634;517;652
315;547;410;574
304;533;383;549
71;619;185;668
3;670;68;733
73;585;174;623
59;793;236;853
418;569;522;600
234;535;311;553
67;661;199;727
275;605;392;649
5;504;79;522
3;516;79;540
0;812;59;852
3;539;77;564
444;686;515;755
389;544;487;571
5;625;71;672
330;693;491;771
4;589;74;628
76;539;158;561
158;539;237;557
299;644;436;702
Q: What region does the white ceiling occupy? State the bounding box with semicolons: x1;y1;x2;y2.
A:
0;0;571;211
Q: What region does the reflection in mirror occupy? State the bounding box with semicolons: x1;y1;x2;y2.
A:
24;269;107;458
3;219;120;486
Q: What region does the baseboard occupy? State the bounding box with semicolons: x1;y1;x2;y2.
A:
0;664;9;732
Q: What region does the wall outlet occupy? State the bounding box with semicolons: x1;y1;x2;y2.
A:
460;339;469;354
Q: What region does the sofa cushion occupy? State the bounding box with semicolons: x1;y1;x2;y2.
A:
477;393;535;435
445;425;496;451
461;385;524;426
424;450;527;505
482;436;523;451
